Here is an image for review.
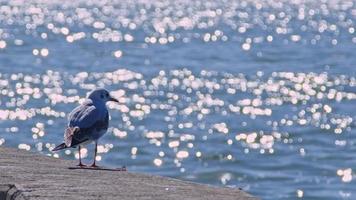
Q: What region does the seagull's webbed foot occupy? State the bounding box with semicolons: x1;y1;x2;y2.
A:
90;163;99;168
77;163;87;167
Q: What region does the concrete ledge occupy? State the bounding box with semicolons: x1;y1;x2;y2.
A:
0;147;258;200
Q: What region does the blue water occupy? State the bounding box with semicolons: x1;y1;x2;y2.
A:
0;0;356;199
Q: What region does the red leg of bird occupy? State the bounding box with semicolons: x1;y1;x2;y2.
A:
91;141;98;168
77;146;86;167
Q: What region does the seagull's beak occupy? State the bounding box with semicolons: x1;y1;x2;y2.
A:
109;96;119;103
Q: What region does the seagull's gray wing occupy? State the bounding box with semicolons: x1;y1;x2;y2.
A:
68;100;101;128
65;100;108;147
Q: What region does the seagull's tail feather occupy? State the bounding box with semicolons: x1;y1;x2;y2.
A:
52;143;67;151
64;126;80;147
52;126;80;151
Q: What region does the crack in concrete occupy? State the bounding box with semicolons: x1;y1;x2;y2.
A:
0;184;27;200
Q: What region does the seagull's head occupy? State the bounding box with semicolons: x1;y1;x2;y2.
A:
88;88;119;104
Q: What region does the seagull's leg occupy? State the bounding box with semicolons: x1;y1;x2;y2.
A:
77;145;86;167
91;141;99;168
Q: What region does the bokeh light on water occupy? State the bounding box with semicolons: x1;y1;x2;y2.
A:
0;0;355;199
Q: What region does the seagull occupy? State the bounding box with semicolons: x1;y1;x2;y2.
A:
52;88;118;168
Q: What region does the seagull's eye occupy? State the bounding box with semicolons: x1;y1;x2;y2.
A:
106;93;109;97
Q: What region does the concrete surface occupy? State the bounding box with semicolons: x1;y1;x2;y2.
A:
0;147;258;200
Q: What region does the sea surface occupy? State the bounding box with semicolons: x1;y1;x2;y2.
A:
0;0;355;199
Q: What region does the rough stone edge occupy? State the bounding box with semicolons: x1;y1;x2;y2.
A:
0;147;258;200
135;173;258;200
0;184;28;200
